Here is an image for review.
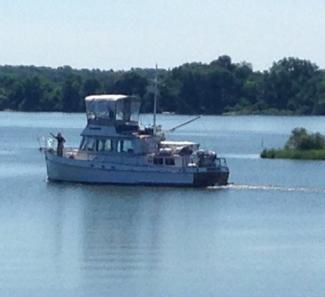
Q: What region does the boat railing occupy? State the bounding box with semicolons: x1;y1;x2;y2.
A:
216;157;227;168
38;136;56;151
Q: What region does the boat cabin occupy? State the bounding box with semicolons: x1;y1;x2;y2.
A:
78;94;164;156
72;94;212;169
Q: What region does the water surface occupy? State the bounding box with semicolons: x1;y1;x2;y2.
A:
1;112;325;297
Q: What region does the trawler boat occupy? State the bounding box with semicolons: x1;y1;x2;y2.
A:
43;94;229;187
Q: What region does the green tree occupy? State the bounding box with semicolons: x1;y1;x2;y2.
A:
285;128;325;150
112;72;148;98
62;76;82;112
264;57;318;111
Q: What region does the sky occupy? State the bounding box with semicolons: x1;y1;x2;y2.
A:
1;0;325;71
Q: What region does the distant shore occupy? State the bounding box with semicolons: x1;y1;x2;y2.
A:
1;109;324;117
1;56;325;115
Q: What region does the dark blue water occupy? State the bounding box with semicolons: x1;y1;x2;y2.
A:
1;112;325;297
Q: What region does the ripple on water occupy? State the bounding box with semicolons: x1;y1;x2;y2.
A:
0;150;15;156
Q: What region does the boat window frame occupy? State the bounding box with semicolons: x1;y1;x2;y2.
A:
153;157;163;165
165;158;175;166
80;136;96;152
117;139;134;153
79;137;86;150
97;138;114;153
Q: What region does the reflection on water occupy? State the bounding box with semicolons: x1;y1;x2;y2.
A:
80;187;162;276
1;113;325;297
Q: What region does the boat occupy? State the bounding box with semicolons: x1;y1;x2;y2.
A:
43;94;229;187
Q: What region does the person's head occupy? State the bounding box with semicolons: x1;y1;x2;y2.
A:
57;132;62;137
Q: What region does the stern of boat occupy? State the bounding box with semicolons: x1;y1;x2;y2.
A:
193;167;229;187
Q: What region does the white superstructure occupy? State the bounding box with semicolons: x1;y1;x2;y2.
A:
43;94;229;187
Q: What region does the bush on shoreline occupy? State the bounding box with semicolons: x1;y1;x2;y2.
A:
261;128;325;160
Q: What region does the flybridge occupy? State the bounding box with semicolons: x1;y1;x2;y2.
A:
85;94;141;124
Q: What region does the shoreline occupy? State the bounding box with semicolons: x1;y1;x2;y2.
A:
261;148;325;160
1;109;325;117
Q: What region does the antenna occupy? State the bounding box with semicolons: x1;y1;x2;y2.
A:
167;115;201;133
153;64;158;135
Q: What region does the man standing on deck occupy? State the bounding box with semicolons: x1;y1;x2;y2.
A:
51;132;65;157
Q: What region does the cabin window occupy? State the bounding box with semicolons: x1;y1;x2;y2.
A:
97;139;113;152
116;99;131;121
109;110;115;120
165;158;175;166
117;140;123;153
86;138;96;151
97;139;105;152
153;157;163;165
117;140;134;153
81;137;96;151
79;137;86;150
105;139;113;152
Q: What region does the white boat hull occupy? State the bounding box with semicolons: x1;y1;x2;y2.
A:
45;152;229;187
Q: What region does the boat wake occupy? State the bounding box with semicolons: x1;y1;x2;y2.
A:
0;150;15;156
209;184;325;194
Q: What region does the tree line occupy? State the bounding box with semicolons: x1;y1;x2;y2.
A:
1;56;325;115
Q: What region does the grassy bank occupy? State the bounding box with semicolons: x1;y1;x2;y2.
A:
261;148;325;160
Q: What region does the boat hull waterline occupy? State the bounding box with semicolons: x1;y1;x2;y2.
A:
45;152;229;187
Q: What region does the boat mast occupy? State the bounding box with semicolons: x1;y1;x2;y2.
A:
153;64;158;135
